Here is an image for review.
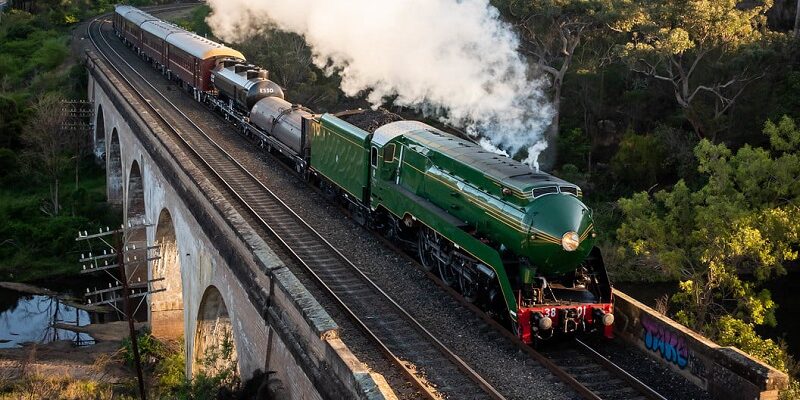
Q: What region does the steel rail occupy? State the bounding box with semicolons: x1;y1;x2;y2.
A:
574;339;669;400
87;11;503;400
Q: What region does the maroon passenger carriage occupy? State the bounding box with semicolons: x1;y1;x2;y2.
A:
113;5;245;100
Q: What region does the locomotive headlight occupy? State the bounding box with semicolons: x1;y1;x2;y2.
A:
561;231;580;252
532;312;553;331
602;313;615;326
539;316;553;331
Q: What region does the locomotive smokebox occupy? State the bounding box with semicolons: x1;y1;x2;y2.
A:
212;64;284;111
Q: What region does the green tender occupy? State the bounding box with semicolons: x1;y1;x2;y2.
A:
312;114;372;203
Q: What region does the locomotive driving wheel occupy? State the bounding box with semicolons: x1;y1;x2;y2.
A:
419;227;459;286
418;228;437;272
438;256;457;287
458;265;480;303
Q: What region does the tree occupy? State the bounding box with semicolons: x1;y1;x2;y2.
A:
0;95;23;149
616;116;800;338
616;0;773;139
795;0;800;38
22;93;73;216
493;0;615;165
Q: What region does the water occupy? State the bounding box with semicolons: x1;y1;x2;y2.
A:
0;288;95;348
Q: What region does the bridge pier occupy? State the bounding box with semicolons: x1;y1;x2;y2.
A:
151;208;184;340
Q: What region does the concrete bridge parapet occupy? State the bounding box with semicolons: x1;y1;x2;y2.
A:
86;50;392;400
613;291;788;400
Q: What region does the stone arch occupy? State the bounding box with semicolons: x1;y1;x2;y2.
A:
125;160;148;321
94;104;106;162
107;128;123;205
126;160;146;226
150;208;185;340
194;286;239;378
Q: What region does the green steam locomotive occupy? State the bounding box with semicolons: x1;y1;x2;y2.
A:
306;114;615;343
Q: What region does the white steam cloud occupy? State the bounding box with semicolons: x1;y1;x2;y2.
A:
206;0;553;170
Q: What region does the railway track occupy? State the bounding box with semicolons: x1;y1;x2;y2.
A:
88;11;503;400
87;7;672;399
543;340;668;400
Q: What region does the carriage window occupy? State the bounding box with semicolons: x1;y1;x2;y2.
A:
383;144;396;163
370;147;378;167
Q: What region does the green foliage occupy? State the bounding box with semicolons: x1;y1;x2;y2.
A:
779;380;800;400
0;3;129;283
0;27;68;89
557;128;591;169
610;131;666;190
174;5;213;38
121;329;167;369
765;116;800;152
122;330;241;399
715;316;788;373
616;116;800;363
613;0;775;137
156;348;186;394
0;162;119;281
0;95;24;149
192;332;239;392
555;163;588;189
616;0;769;57
773;70;800;120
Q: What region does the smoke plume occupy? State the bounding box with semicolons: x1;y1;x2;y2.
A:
205;0;553;170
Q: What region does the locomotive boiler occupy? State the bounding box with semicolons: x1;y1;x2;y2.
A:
211;62;284;111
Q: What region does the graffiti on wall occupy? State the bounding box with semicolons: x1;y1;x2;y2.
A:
641;315;689;369
639;315;708;386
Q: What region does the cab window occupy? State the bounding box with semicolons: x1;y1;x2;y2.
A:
383;144;396;163
370;147;378;167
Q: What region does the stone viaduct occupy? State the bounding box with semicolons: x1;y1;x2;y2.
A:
85;52;391;399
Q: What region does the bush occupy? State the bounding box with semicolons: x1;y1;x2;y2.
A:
556;128;591;170
0;148;18;182
0;374;114;399
610;131;667;191
715;315;789;373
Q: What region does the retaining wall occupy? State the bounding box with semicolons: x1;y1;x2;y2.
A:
613;290;788;400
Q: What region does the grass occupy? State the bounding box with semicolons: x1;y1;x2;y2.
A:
0;374;116;400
